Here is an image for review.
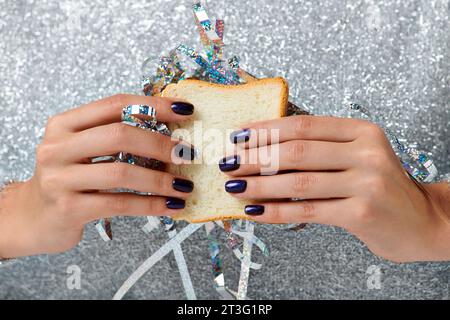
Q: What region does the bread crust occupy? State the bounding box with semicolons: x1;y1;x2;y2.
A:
162;77;289;223
162;77;288;118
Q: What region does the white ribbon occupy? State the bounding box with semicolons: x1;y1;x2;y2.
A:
113;223;204;300
237;221;255;300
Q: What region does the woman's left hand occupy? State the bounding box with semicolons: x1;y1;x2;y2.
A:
220;115;450;263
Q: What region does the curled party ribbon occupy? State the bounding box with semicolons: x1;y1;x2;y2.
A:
349;103;438;183
94;104;170;241
107;0;309;300
205;222;237;300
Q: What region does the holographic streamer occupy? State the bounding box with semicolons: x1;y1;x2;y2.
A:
142;216;160;234
349;103;438;183
111;1;272;300
232;249;262;270
205;222;236;300
176;44;241;85
95;219;112;242
95;105;170;242
214;220;265;269
194;16;213;60
122;105;157;122
228;56;240;71
113;223;204;300
230;226;269;257
142;50;186;96
167;228;197;300
193;1;222;43
237;221;255;300
216;220;269;257
215;19;225;40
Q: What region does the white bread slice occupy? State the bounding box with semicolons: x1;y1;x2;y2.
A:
161;78;288;223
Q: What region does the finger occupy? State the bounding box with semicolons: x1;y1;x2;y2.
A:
60;123;195;164
64;163;194;198
224;171;353;200
230;115;368;148
73;193;185;223
244;198;355;229
51;94;194;133
220;140;354;176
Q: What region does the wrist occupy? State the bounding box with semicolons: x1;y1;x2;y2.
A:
424;182;450;260
0;181;30;259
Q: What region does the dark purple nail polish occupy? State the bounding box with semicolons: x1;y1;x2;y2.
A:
225;180;247;193
245;205;265;216
171;102;194;115
175;144;196;161
172;178;194;193
166;198;186;210
219;155;240;172
230;129;251;144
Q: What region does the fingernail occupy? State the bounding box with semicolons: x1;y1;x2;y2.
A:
225;180;247;193
166;198;186;210
219;155;240;172
173;178;194;193
230;129;251;144
175;144;196;161
245;205;265;216
171;102;194;116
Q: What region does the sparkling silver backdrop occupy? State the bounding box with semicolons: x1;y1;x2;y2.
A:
0;0;449;299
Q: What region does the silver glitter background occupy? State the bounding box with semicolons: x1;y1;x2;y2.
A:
0;0;449;299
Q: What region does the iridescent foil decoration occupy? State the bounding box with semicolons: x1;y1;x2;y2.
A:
349;103;438;183
205;222;236;300
102;0;439;300
141;1;242;97
94;104;171;241
114;0;267;300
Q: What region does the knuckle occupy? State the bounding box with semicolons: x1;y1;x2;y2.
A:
292;173;316;195
46;114;62;131
358;148;388;170
355;199;375;223
107;163;130;186
299;201;315;219
57;194;77;215
109;123;130;149
269;203;282;222
151;173;167;193
109;195;129;213
293;116;313;137
36;143;57;166
363;122;386;140
108;94;129;109
39;171;60;191
156;135;171;155
251;179;263;196
365;175;389;198
146;198;158;214
287;141;307;163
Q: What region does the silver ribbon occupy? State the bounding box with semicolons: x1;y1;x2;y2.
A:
113;223;205;300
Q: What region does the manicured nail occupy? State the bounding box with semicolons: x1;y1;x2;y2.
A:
172;178;194;193
166;198;186;210
245;205;265;216
225;180;247;193
219;155;240;172
171;102;194;115
175;144;196;161
230;129;251;144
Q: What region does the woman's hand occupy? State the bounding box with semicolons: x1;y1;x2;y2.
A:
221;115;450;263
0;94;196;259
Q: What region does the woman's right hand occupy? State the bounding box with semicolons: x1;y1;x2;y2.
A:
0;94;195;259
